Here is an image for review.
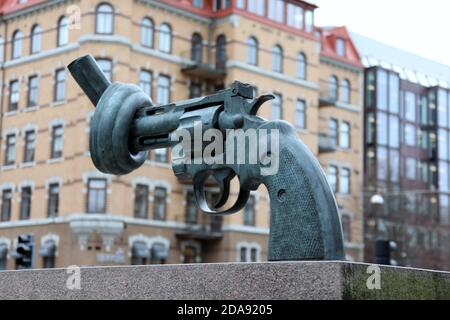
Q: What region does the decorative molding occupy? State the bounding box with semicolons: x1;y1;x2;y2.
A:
236;241;262;262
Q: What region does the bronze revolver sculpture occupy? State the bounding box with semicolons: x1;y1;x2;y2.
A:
68;55;344;261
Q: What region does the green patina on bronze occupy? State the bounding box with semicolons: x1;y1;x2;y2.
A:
68;55;345;262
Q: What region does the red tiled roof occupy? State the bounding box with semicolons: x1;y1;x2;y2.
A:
0;0;46;15
318;26;363;68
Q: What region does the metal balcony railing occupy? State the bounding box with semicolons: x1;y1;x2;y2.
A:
319;134;337;153
180;50;226;80
175;213;223;240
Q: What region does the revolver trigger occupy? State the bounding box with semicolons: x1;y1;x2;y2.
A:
214;178;231;209
248;94;276;116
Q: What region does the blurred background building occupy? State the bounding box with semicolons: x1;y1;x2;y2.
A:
0;0;446;271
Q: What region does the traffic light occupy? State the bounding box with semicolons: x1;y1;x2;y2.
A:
375;239;397;266
13;234;34;269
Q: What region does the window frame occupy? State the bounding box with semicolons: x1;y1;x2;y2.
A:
47;183;60;218
11;30;23;60
19;186;32;220
54;69;67;102
140;17;154;48
23;130;36;163
246;36;258;66
86;178;107;214
134;184;149;219
57;16;69;47
159;23;172;54
30;24;42;54
95;3;115;35
27;75;39;108
50;125;64;159
153;187;167;221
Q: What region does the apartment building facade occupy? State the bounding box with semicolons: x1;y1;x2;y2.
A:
352;33;450;271
0;0;364;270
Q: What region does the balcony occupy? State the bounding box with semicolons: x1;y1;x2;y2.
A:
175;214;223;240
319;95;338;107
180;50;226;80
319;134;337;153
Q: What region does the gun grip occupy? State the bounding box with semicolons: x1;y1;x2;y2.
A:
260;122;345;261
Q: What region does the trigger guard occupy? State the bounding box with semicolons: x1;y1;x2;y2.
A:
193;172;250;215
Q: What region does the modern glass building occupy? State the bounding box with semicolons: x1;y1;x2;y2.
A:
352;33;450;270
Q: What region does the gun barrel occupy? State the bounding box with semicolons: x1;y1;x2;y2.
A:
68;54;111;106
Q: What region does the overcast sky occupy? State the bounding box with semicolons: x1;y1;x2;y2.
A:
313;0;450;66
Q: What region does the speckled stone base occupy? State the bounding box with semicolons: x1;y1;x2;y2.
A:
0;261;449;300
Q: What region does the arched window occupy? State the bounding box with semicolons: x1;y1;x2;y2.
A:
12;30;23;59
246;36;258;66
328;75;338;101
296;52;307;80
159;23;172;53
191;33;202;63
57;16;69;47
141;18;154;48
30;24;42;54
272;45;283;73
340;79;351;103
97;58;113;82
216;35;227;69
96;3;114;34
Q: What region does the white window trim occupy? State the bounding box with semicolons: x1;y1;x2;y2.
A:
236;241;261;262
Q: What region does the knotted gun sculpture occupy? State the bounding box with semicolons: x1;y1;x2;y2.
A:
68;55;344;261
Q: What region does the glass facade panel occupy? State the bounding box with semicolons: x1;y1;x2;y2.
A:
377;147;388;180
389;115;399;148
377;69;388;110
377;112;388;145
438;89;448;128
389;73;399;113
404;92;416;122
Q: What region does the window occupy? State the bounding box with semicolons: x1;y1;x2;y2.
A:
268;0;284;23
296;53;306;80
139;70;152;98
328;118;338;146
272;93;282;120
341;215;351;242
9;80;19;111
339;121;351;149
377;147;388;180
340;168;351;194
438;129;448;160
57;16;69;47
305;10;314;32
295;99;306;129
287;3;303;29
23;130;36;163
189;82;202;99
4;134;16;166
150;149;168;162
30;24;42;54
1;190;12;222
366;112;375;144
97;59;113;82
134;184;149;219
340;79;350;104
389;73;400;113
250;248;257;262
438;89;448;128
12;30;22;59
141;18;154;48
336;38;345;57
243;195;255;226
376;112;388;145
216;35;227;69
404;124;416;147
405;158;417;180
51;125;64;159
193;0;203;8
19;187;32;220
377;69;388;110
404;92;416;122
248;0;264;15
47;183;60;218
153;187;166;221
246;37;258;66
131;242;149;265
159;23;172;53
240;247;247;262
156;75;170;105
87;179;107;213
272;45;283;73
54;69;66;102
327;166;338;193
328;75;338;101
389;115;399;148
96;3;114;34
389;150;399;183
191;33;203;63
185;191;198;224
27;75;39;108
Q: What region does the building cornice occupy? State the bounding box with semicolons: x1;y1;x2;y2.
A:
320;55;363;74
2;0;78;21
